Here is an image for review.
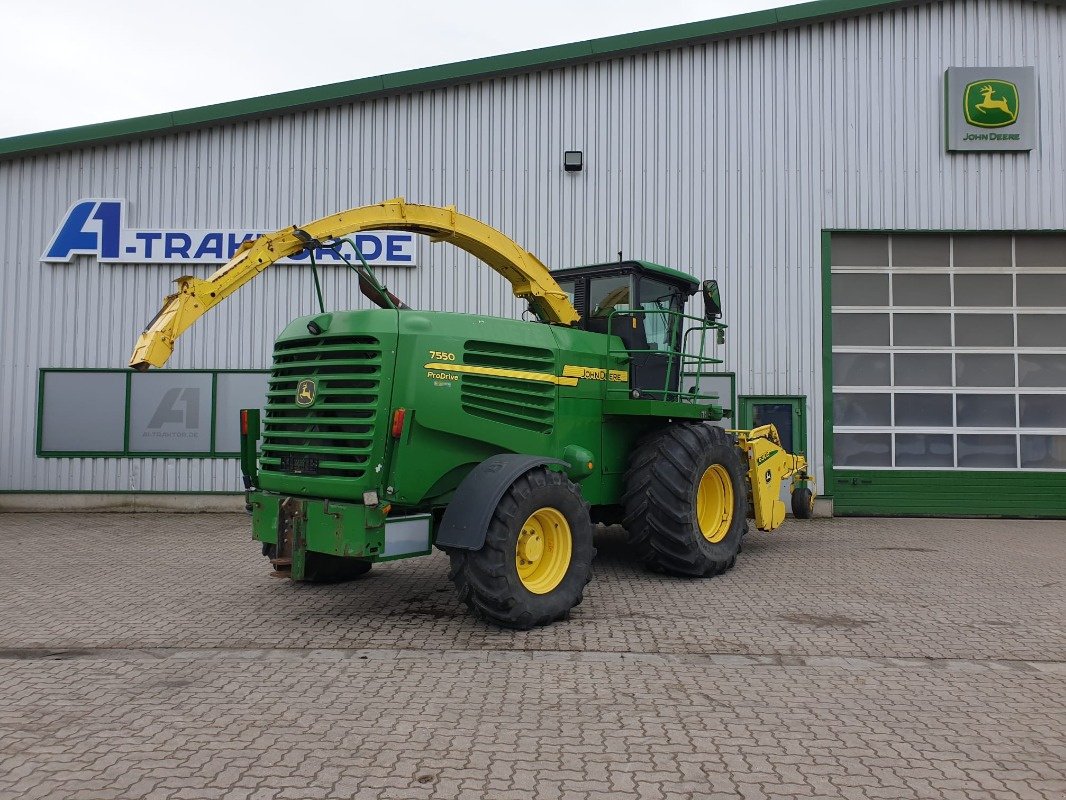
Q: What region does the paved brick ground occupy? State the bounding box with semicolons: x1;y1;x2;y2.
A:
0;514;1063;799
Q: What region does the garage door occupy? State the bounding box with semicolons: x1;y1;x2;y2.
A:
828;232;1066;517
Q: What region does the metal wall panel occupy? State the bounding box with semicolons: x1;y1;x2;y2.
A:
0;0;1063;493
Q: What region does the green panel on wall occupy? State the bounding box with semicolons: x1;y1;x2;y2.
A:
833;469;1066;518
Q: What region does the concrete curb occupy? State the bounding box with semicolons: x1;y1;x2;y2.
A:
0;494;246;513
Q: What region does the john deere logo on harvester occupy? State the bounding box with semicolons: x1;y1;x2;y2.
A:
964;80;1019;128
295;379;316;407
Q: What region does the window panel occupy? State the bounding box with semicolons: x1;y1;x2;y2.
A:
556;280;575;304
1015;235;1066;268
1019;395;1066;428
893;274;950;306
1017;274;1066;307
215;373;271;453
957;435;1017;468
953;236;1013;268
955;354;1015;387
40;372;127;453
833;313;890;346
1019;354;1066;388
894;394;953;426
637;278;683;351
834;393;891;426
956;394;1016;427
752;404;796;452
954;314;1014;347
832;273;889;306
832;235;889;267
892;235;950;267
128;373;213;453
895;433;954;467
1020;435;1066;468
1017;315;1066;347
681;373;732;403
589;276;632;317
953;274;1013;307
833;353;890;386
834;433;892;467
894;353;952;386
893;314;951;346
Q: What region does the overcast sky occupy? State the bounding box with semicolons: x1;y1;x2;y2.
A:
3;0;805;139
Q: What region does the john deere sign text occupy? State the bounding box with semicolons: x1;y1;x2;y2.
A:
945;67;1037;152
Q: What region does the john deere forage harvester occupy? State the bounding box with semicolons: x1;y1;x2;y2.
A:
130;198;813;628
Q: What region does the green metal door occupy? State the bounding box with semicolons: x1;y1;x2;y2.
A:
738;396;807;455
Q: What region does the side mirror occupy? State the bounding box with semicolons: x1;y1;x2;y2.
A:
702;279;722;321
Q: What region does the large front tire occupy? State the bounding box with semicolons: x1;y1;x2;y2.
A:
447;467;594;629
623;423;746;577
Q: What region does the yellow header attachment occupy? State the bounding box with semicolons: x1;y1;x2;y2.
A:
732;424;814;532
129;198;578;370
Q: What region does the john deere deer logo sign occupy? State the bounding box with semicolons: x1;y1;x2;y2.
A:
295;379;317;407
964;80;1019;127
945;66;1036;152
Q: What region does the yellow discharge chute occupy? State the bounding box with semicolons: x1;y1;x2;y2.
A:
128;198;579;370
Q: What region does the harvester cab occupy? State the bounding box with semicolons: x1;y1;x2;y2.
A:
130;198;815;629
552;260;703;399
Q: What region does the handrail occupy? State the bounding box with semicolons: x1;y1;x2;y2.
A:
603;307;727;403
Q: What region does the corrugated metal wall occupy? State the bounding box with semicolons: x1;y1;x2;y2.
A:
1;0;1063;493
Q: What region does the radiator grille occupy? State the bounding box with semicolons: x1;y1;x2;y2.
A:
461;340;555;433
260;335;381;479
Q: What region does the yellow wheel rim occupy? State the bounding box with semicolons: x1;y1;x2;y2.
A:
515;507;572;594
696;465;734;543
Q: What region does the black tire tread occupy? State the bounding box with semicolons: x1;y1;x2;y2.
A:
447;468;594;630
623;423;747;577
303;552;372;582
791;487;815;519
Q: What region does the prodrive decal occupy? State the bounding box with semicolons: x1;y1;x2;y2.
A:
41;199;417;266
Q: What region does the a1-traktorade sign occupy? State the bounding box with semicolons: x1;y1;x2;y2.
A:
945;67;1037;152
41;198;417;266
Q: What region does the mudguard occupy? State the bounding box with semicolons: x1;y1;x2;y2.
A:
435;454;568;551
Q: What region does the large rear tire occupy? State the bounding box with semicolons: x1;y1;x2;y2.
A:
623;423;747;577
447;467;594;629
261;544;372;582
302;552;372;582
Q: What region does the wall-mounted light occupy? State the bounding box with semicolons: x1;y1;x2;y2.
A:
563;150;583;172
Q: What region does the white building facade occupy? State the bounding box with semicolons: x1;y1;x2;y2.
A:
1;0;1063;515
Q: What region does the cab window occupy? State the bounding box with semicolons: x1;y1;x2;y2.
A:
637;278;683;351
589;276;632;318
555;279;575;305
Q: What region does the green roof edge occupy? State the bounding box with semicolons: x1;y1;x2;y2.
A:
633;260;702;288
0;0;929;159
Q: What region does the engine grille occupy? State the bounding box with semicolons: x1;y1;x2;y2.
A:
460;340;555;434
260;335;381;480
